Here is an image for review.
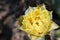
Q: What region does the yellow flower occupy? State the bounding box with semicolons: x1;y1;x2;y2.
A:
18;4;59;40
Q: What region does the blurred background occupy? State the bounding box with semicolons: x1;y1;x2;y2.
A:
0;0;60;40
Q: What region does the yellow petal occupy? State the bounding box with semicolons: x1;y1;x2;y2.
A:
30;35;45;40
49;21;59;31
